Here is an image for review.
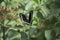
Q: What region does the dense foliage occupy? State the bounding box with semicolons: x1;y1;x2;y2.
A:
0;0;60;40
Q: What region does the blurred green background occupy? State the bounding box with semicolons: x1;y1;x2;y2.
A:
0;0;60;40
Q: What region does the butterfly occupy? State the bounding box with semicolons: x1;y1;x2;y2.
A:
19;10;33;25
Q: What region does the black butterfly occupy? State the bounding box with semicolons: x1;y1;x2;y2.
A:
19;10;33;25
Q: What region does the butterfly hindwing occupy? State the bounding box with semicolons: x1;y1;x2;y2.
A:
19;13;29;23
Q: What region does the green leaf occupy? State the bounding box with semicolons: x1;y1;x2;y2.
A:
45;30;52;40
34;0;38;3
20;31;28;40
7;21;16;27
1;2;6;7
25;0;34;10
37;11;45;19
4;19;9;25
33;17;38;25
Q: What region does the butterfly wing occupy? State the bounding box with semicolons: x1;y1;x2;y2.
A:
19;13;29;23
28;10;33;24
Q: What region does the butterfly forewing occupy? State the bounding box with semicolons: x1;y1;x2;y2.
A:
29;10;33;23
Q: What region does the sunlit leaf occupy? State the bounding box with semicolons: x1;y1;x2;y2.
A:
34;0;38;3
